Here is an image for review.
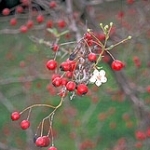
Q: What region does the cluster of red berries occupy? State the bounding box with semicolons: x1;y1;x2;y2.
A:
1;0;67;33
11;111;57;149
135;128;150;141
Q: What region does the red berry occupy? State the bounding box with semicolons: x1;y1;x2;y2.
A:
46;60;57;70
66;81;76;91
10;18;17;26
127;0;134;4
146;85;150;93
16;6;24;13
88;52;97;62
46;20;53;28
60;61;70;71
36;15;44;23
52;44;59;52
2;8;10;16
65;71;73;78
57;20;66;28
35;136;45;147
52;77;62;87
20;120;30;130
51;74;60;81
76;84;88;96
49;1;57;8
48;146;57;150
135;131;146;140
26;20;34;29
42;136;50;147
61;77;68;85
84;32;92;40
111;60;124;71
11;111;20;121
19;25;28;33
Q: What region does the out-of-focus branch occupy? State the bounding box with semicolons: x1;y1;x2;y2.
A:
0;142;21;150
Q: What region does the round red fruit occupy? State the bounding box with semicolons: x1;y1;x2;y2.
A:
16;6;23;13
46;20;53;28
42;136;50;147
49;1;57;8
52;77;62;87
66;81;76;91
57;20;66;28
2;8;10;16
46;60;57;70
48;146;57;150
26;20;34;29
19;25;28;33
36;15;44;23
111;60;124;71
35;136;45;147
52;44;59;52
76;84;88;96
10;18;17;26
20;120;30;130
11;111;20;121
88;52;97;62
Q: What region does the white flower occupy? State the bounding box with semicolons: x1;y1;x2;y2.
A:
89;69;107;86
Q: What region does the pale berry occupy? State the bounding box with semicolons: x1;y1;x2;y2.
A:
36;15;44;23
46;60;57;70
111;60;124;71
88;52;97;62
48;146;57;150
20;120;30;130
76;84;88;96
2;8;10;16
11;111;20;121
66;81;76;91
10;18;17;26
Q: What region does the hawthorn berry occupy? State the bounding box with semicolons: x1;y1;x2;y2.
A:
66;81;76;91
26;20;34;29
36;15;44;23
46;60;57;70
35;136;46;147
76;83;88;96
42;136;51;147
111;60;124;71
20;120;30;130
16;6;24;13
57;20;66;28
52;77;62;87
2;8;10;16
10;18;17;26
52;44;59;52
60;61;70;71
46;20;53;28
48;146;57;150
84;32;92;40
88;52;97;62
11;111;20;121
135;131;146;140
61;77;68;85
49;1;57;8
19;25;28;33
65;71;73;78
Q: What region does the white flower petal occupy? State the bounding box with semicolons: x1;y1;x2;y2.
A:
99;70;105;76
95;80;102;86
89;76;96;83
101;77;107;83
93;69;99;75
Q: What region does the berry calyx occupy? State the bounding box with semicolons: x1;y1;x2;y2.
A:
88;52;97;62
76;83;88;96
46;60;57;70
111;60;124;71
66;81;76;91
48;146;58;150
20;120;30;130
11;111;20;121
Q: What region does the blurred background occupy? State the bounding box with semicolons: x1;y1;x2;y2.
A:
0;0;150;150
